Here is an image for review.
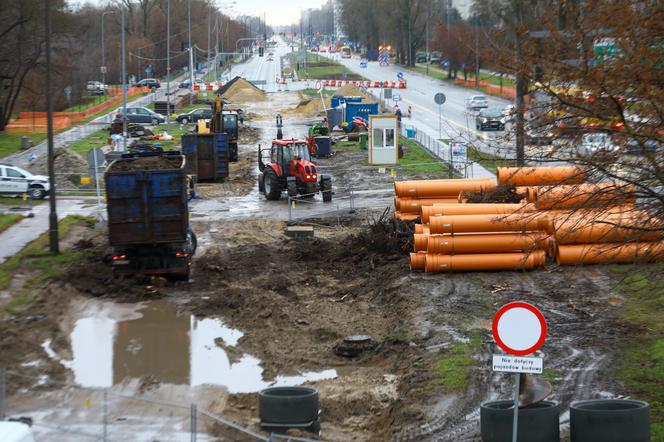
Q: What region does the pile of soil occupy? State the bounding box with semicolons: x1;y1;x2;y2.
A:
26;147;89;190
292;96;330;116
462;183;526;203
107;155;182;172
336;84;368;98
219;76;267;103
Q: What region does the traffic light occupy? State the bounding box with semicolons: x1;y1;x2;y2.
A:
259;47;264;57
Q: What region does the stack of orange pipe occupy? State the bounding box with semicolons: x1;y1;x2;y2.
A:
497;166;587;186
533;183;637;210
393;177;497;220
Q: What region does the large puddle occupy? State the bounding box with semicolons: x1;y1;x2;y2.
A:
44;300;335;393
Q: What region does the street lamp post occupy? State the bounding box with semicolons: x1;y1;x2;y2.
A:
166;0;171;128
45;0;58;255
101;11;115;87
121;6;127;151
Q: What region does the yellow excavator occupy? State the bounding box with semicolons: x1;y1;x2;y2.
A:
196;93;240;162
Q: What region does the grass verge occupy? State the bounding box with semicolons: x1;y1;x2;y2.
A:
67;129;109;157
435;333;482;392
0;215;95;311
467;146;513;173
0;133;48;158
608;262;664;439
0;214;22;234
399;138;454;176
287;52;365;81
411;65;516;88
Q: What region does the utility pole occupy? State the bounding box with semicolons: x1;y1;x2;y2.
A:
121;6;127;152
188;0;193;105
514;0;525;167
45;0;59;255
101;11;115;87
215;13;220;81
166;0;171;128
475;25;480;87
207;9;211;82
138;47;141;82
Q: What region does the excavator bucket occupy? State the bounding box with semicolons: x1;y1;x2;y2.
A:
518;373;553;407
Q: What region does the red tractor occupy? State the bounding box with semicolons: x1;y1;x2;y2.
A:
258;138;332;202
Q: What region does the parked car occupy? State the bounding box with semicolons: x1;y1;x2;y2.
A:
525;124;555;145
0;163;51;199
580;132;616;155
416;52;428;63
465;95;489;111
134;78;161;89
624;139;659;155
475;108;505;131
0;421;35;442
429;51;443;64
116;107;166;125
176;108;213;124
86;80;106;96
178;80;191;89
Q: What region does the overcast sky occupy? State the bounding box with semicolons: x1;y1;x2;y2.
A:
68;0;327;26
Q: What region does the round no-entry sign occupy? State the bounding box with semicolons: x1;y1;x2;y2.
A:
315;80;322;91
492;302;547;356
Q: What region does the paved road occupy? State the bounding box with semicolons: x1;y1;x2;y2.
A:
0;199;98;264
3;74;187;169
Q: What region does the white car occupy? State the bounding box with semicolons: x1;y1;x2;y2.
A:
580;132;616;155
86;80;106;95
0;421;35;442
466;95;489;111
0;163;51;199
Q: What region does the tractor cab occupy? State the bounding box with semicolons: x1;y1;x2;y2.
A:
258;138;332;202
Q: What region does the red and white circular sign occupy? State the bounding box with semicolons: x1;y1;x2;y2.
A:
315;80;323;91
492;302;547;356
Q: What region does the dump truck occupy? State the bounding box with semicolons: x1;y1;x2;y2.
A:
105;151;197;281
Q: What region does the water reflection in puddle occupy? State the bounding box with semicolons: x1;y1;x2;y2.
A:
48;301;336;393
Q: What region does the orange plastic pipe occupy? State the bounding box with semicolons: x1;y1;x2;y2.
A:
395;178;496;198
497;166;587;186
397;197;460;213
556;242;664;265
395;211;419;221
414;223;429;234
421;203;533;223
427;233;550;254
554;217;662;244
423;250;546;272
429;214;553;235
413;233;429;252
410;252;427;270
534;184;637;210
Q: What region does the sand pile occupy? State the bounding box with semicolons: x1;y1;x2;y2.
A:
292;96;330;116
27;147;88;175
336;84;368;98
219;76;267;102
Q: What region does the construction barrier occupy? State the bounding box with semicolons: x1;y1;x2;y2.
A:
276;78;407;89
4;86;149;135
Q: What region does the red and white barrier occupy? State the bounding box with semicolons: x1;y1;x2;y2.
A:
275;78;407;89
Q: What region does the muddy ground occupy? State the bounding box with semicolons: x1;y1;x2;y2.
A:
0;88;644;441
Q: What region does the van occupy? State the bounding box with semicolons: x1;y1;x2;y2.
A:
0;163;51;199
0;422;36;442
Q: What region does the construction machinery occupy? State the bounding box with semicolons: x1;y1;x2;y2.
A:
258;137;332;202
196;93;240;162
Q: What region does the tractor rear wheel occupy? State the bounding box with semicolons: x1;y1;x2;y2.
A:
263;169;281;200
320;176;332;202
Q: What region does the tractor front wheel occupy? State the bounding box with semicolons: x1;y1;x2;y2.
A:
263;169;281;200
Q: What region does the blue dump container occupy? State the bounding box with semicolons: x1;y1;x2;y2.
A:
181;133;229;182
345;102;379;124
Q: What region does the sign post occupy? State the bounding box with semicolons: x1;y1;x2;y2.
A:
492;302;547;442
434;92;446;140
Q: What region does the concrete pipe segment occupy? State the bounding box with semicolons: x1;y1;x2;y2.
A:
497;166;587;186
425;232;551;254
394;177;496;199
480;400;560;442
422;250;546;272
570;399;650;442
556;241;664;265
429;214;553;235
420;203;533;223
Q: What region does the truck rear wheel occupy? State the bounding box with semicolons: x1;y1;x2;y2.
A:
320;176;332;202
263;169;281;200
